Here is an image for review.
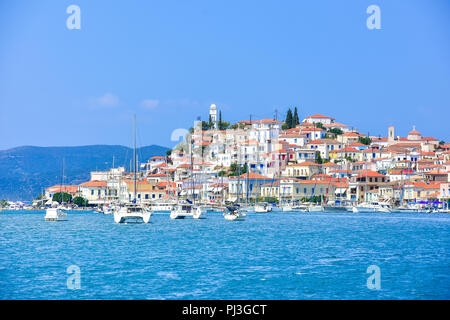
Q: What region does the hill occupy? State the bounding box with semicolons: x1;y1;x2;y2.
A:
0;145;169;201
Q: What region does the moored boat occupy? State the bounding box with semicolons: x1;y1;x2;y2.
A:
114;204;151;223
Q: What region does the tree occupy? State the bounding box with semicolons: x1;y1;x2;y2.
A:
293;107;299;126
315;151;323;164
439;140;445;145
219;111;222;128
52;192;72;204
285;109;293;129
219;121;230;130
166;149;172;156
358;136;372;145
228;162;247;176
328;128;343;136
208;115;213;129
201;121;211;131
73;196;88;207
0;199;8;208
315;122;324;129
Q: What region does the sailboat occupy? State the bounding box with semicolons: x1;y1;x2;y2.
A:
45;159;68;221
224;144;246;221
113;115;151;224
170;135;205;219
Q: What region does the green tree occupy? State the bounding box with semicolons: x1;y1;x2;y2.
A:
358;136;372;145
0;199;8;208
166;149;172;156
52;192;72;204
293;107;299;126
228;162;247;176
315;122;324;129
328;128;343;136
285;109;293;129
201;121;211;131
73;196;88;207
315;151;323;164
439;140;445;145
219;121;230;130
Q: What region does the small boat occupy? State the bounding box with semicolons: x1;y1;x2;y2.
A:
307;204;323;212
282;204;293;212
102;204;113;215
44;206;67;221
94;206;103;214
352;201;392;213
223;206;246;221
114;204;151;223
254;202;272;213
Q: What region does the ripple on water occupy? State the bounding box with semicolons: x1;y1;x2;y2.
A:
0;211;449;299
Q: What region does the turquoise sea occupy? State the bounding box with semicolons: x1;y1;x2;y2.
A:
0;210;449;299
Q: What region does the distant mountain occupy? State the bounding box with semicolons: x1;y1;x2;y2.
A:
0;145;169;201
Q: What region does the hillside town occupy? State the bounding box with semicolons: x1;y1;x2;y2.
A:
36;104;450;212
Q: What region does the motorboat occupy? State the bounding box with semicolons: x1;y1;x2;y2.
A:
352;201;392;213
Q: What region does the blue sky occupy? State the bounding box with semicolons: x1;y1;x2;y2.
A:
1;0;449;150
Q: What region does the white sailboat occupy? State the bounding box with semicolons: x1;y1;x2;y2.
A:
45;159;68;221
223;205;246;221
113;115;151;224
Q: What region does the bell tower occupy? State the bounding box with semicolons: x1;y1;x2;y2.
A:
209;104;218;129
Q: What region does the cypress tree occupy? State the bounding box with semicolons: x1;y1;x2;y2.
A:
219;111;222;129
293;107;299;126
285;109;293;129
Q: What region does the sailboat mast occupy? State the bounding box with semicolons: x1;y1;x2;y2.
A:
134;114;137;203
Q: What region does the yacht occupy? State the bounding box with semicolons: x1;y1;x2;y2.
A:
352;201;392;213
113;115;152;224
114;204;151;223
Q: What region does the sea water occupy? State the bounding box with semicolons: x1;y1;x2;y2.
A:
0;210;449;299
